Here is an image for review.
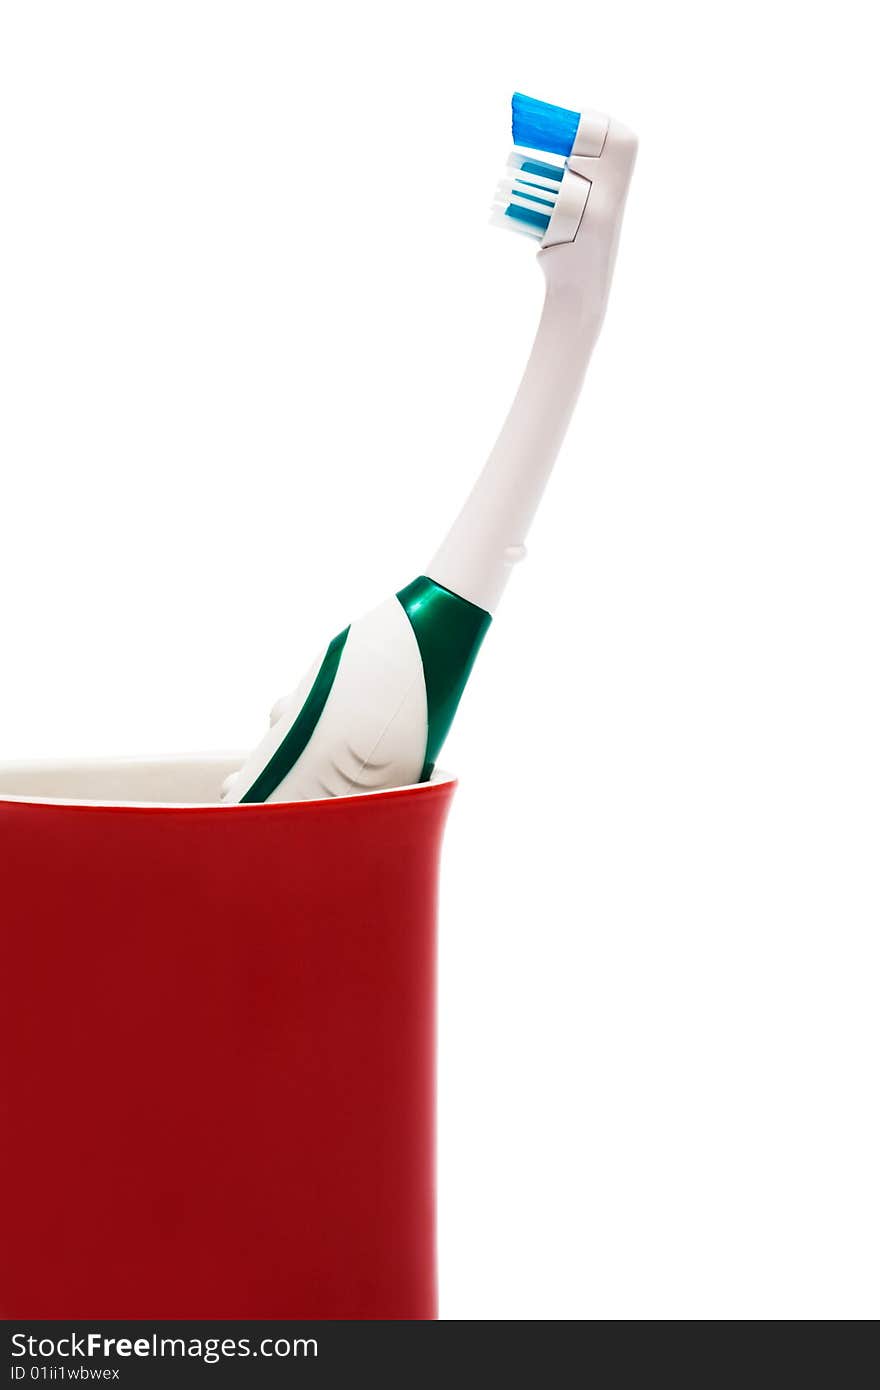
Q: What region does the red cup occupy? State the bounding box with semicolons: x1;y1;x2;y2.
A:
0;754;455;1319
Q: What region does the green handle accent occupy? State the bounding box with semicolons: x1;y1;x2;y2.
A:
396;577;492;781
240;626;350;803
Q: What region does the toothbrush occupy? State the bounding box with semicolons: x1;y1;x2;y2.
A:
222;93;637;804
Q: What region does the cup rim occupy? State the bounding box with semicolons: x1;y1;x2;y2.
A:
0;751;457;811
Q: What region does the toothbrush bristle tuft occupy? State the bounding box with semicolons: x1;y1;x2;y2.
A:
491;94;581;242
490;148;566;242
511;92;581;159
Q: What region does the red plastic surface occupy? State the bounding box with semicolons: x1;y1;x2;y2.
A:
0;777;455;1319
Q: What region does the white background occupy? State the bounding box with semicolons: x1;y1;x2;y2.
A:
1;1;877;1320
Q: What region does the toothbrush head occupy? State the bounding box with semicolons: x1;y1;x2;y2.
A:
491;93;576;242
492;92;625;250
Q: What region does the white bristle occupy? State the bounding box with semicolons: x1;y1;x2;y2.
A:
495;175;558;205
508;188;555;213
509;146;566;174
504;159;562;194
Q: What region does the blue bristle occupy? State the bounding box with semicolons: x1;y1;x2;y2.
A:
513;187;556;208
519;158;564;183
511;92;580;158
505;203;552;234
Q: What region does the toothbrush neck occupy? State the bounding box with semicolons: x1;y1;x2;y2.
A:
427;263;605;615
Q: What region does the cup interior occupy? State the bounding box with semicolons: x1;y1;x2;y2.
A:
0;754;242;806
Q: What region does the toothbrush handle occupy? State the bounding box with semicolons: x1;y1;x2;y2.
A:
428;119;636;615
427;271;604;614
